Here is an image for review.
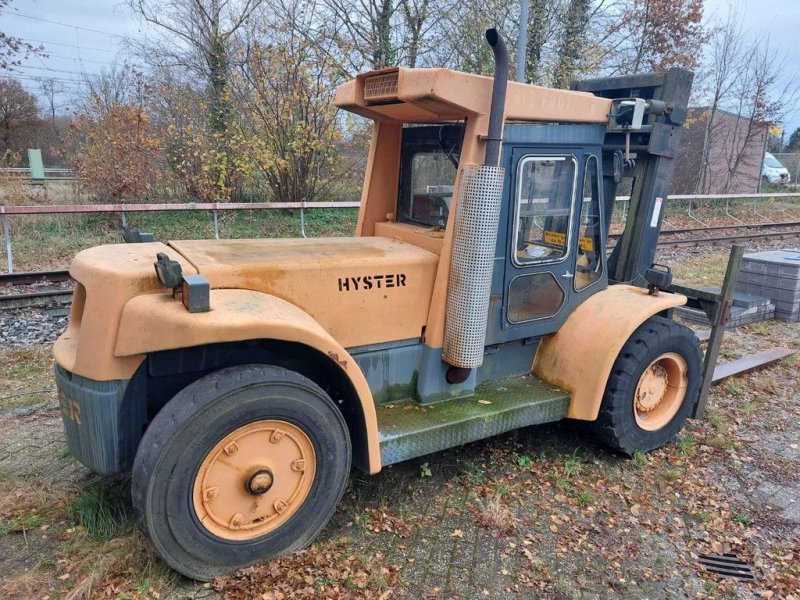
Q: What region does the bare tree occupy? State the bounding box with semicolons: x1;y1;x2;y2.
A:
694;11;744;192
130;0;265;133
77;63;148;117
692;11;798;193
0;0;45;71
320;0;401;71
37;78;64;131
719;37;796;191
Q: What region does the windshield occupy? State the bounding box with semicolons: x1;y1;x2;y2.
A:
764;154;783;169
398;125;464;228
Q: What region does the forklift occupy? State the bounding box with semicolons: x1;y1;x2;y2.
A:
54;30;710;579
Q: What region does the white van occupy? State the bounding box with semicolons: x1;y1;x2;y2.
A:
762;152;791;184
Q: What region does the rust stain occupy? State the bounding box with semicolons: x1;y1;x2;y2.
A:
327;351;348;370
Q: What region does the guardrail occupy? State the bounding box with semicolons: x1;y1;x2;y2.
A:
0;201;360;273
0;167;74;181
1;193;799;274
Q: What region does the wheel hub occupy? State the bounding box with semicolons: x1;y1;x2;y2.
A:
247;469;274;495
635;363;669;412
192;420;316;541
633;352;688;431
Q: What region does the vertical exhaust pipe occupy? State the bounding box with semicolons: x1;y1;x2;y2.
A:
484;28;508;167
442;29;508;382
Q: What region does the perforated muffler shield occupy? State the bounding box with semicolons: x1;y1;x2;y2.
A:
443;164;505;368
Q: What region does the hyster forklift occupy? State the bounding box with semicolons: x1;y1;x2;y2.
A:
54;30;704;579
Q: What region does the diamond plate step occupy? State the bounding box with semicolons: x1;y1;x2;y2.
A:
377;374;569;465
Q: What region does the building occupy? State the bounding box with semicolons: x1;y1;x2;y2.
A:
672;107;768;194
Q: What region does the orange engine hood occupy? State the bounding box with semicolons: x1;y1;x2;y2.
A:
168;237;439;348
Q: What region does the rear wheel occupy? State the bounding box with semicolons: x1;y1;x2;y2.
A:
132;364;351;580
591;316;702;454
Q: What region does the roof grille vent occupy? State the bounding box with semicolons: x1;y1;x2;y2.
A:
364;72;399;103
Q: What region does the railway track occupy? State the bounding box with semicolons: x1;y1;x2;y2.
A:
2;221;800;310
609;220;800;248
0;270;73;311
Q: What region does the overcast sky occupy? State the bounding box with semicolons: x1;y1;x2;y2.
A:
2;0;799;137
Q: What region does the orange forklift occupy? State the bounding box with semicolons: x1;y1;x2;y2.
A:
54;30;711;579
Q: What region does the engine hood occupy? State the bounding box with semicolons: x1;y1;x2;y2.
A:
167;237;439;348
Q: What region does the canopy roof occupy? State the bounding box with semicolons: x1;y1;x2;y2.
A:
334;67;612;124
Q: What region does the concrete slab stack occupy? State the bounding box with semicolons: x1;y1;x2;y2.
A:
676;291;775;327
735;249;800;322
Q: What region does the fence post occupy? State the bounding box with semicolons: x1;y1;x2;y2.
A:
120;211;127;228
2;212;13;273
213;207;220;240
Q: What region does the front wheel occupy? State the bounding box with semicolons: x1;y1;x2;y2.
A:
591;316;702;454
131;364;351;580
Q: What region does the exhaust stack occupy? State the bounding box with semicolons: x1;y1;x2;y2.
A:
484;28;508;167
442;29;508;377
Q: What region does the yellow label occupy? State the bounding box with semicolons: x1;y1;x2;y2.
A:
543;230;566;246
543;230;594;252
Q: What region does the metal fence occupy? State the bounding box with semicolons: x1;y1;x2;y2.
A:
1;193;799;274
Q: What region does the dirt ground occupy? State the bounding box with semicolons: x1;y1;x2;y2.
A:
1;247;799;599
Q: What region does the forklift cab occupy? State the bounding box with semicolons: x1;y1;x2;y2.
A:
395;121;608;345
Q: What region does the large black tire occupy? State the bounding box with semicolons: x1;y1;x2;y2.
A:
591;316;702;455
131;364;351;581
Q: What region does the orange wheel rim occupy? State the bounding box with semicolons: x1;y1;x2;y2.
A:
192;420;316;541
633;352;688;431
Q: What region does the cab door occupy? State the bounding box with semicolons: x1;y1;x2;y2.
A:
500;149;579;342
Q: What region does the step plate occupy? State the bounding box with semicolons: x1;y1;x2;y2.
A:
377;375;570;466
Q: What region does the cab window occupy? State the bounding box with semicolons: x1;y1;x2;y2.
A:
575;155;603;291
405;151;456;227
513;156;577;265
398;125;463;228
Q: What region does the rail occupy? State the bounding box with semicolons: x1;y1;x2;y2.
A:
1;193;799;273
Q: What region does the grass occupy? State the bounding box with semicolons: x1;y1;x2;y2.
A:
0;347;55;410
0;513;45;535
677;434;697;458
4;207;358;271
562;449;583;477
68;480;130;540
515;453;532;468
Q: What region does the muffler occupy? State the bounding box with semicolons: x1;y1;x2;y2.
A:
442;29;508;373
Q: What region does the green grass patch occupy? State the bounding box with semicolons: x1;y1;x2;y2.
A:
5;207;358;271
68;480;131;539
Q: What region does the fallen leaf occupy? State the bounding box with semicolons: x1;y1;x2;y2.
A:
452;528;464;538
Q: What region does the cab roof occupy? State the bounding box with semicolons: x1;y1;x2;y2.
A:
334;67;612;125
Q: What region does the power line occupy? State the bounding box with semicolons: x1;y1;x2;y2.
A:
36;53;112;66
2;9;125;38
9;73;86;86
12;65;94;77
20;38;119;54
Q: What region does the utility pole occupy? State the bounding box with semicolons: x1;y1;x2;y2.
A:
516;0;529;83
